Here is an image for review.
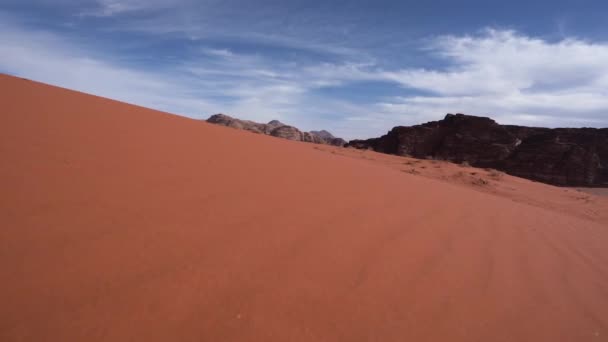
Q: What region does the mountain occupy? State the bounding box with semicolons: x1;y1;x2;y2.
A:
207;113;347;146
348;113;608;187
310;130;335;140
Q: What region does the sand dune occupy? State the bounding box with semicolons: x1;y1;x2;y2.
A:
1;74;607;341
576;188;608;197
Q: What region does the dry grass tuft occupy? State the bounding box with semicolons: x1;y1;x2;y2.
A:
486;168;505;180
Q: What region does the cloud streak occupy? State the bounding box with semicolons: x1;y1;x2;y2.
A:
1;9;608;140
0;17;373;137
0;20;215;116
375;29;608;127
80;0;176;17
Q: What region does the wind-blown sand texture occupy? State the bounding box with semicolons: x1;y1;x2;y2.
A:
576;188;608;197
1;74;607;341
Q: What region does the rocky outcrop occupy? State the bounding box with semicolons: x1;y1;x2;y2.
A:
206;113;267;133
347;113;608;187
206;114;346;146
310;130;347;147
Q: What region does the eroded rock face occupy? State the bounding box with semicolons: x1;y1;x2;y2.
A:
206;114;346;146
311;130;347;147
348;113;608;186
270;125;304;141
206;114;266;134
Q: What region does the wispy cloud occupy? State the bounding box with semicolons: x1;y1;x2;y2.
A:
201;48;235;58
2;7;608;141
0;17;377;138
373;29;608;127
0;18;215;115
80;0;175;17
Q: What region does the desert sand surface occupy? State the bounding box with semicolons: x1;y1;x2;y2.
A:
576;188;608;197
1;74;608;342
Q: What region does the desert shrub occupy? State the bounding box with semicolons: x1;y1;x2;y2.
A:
486;168;504;180
402;168;420;175
472;177;489;186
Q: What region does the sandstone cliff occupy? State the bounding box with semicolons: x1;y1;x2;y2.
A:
348;114;608;187
207;114;346;146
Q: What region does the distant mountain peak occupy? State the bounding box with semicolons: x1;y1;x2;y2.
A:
206;114;346;147
310;130;335;140
267;120;285;126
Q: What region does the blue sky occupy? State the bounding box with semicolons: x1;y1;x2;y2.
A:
2;0;608;139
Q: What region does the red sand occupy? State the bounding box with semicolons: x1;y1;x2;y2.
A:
576;188;608;198
1;74;607;341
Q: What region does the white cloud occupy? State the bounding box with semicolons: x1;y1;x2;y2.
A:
201;48;235;58
2;16;607;141
0;20;217;116
373;29;608;128
0;18;372;138
81;0;177;17
386;29;608;96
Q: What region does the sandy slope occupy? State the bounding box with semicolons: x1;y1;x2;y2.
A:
576;188;608;197
1;74;607;342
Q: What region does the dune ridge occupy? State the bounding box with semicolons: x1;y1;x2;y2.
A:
1;74;607;341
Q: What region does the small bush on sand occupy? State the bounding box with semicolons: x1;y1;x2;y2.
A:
485;168;504;180
472;177;489;186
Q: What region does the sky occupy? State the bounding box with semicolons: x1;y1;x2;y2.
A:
2;0;608;139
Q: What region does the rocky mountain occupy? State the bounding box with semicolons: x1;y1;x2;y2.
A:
207;114;346;146
310;130;334;140
309;130;348;146
348;113;608;187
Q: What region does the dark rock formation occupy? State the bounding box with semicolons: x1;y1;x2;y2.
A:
347;113;608;187
206;113;267;134
270;125;307;141
310;130;348;147
206;114;346;146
